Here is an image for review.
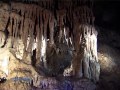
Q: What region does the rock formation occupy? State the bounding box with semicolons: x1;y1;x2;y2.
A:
0;0;100;89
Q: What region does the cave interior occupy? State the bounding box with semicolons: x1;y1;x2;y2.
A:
0;0;120;90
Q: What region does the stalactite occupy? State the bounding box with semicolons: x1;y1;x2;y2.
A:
32;6;37;21
82;25;90;78
39;18;43;64
9;18;13;36
19;16;23;39
35;7;44;68
12;18;16;47
41;10;49;68
5;1;100;82
9;17;13;48
36;8;43;66
57;10;66;43
15;20;19;41
27;6;31;19
21;19;34;61
27;22;34;53
21;15;26;51
63;26;69;45
80;25;99;82
22;18;29;53
36;24;40;66
9;13;18;46
12;18;18;57
49;13;55;46
64;4;100;82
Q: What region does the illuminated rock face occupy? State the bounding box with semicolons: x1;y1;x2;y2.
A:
0;31;6;47
63;7;100;82
0;57;9;77
64;25;100;82
0;1;99;89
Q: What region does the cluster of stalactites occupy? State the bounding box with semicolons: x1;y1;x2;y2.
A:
73;6;95;25
73;24;99;82
8;3;96;59
63;5;100;83
11;0;54;9
6;1;99;82
9;3;56;65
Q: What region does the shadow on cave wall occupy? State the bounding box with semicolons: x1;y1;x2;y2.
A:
96;27;120;90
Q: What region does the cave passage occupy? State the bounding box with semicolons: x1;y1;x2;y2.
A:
0;0;100;89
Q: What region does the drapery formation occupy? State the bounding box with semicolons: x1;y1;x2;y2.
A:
0;0;100;82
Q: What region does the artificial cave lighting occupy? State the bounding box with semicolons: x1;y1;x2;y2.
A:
0;0;101;90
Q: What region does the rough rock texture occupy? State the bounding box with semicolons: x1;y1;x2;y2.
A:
0;77;96;90
0;1;99;90
97;44;120;90
0;1;119;90
96;28;120;90
0;0;99;80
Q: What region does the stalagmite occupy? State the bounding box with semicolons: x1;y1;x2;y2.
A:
0;1;100;83
64;4;100;82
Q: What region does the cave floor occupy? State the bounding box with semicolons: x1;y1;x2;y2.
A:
0;77;96;90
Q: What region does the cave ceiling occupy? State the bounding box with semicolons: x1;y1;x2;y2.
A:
0;0;100;81
1;0;120;32
0;0;120;89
